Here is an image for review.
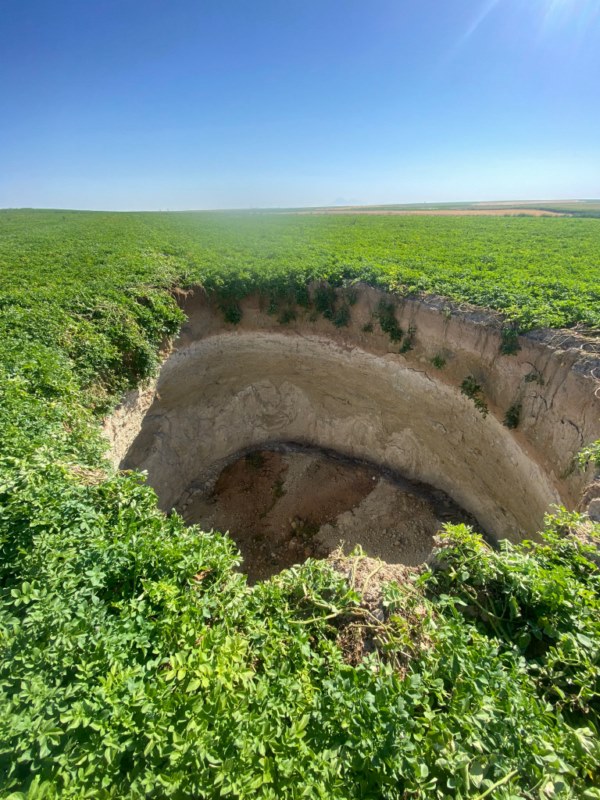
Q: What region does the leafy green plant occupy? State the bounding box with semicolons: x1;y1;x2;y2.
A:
578;439;600;471
461;375;489;417
376;300;404;342
500;324;521;355
427;521;600;722
431;354;446;369
525;369;545;385
221;300;243;325
332;303;350;327
294;284;311;308
278;306;297;324
345;286;358;306
313;283;338;320
400;324;416;353
504;401;522;429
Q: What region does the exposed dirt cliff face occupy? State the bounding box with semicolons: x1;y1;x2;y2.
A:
105;285;600;569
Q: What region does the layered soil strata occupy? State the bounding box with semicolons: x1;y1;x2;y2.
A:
105;285;600;572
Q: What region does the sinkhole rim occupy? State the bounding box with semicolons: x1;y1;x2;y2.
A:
106;285;600;562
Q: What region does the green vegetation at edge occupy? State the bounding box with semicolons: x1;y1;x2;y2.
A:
1;209;599;798
2;209;600;338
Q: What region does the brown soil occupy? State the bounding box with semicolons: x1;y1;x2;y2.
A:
182;446;478;583
327;549;424;668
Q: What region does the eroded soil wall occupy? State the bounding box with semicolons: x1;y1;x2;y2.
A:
106;286;600;545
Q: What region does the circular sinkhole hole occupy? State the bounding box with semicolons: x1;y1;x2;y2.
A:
177;443;482;584
111;316;580;582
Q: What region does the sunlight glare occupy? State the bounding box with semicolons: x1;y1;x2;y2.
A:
539;0;600;29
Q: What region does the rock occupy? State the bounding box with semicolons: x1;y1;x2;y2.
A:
588;498;600;522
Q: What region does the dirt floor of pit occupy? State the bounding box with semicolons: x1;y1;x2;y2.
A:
181;446;480;583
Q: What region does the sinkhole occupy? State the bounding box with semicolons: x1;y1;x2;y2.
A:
106;287;599;580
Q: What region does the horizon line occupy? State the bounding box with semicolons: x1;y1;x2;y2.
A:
1;197;598;214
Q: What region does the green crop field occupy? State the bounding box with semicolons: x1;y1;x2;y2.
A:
1;209;599;798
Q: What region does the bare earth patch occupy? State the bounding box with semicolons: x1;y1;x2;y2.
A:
327;548;428;669
182;446;477;583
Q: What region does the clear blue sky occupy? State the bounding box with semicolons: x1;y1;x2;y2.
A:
1;0;599;209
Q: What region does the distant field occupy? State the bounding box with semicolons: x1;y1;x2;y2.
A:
296;208;564;216
288;199;600;217
531;200;600;216
1;208;599;335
